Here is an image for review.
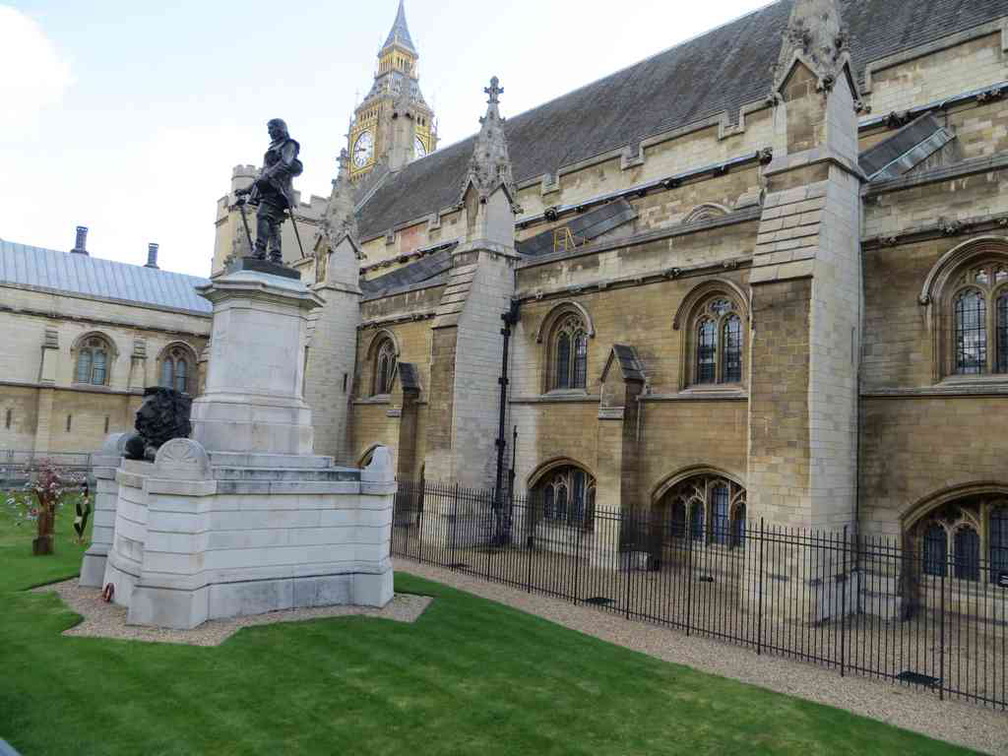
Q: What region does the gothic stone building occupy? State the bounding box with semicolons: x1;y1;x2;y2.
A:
0;232;211;454
4;0;1008;580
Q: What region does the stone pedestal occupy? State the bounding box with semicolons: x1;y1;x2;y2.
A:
86;265;395;629
79;432;129;587
190;267;323;455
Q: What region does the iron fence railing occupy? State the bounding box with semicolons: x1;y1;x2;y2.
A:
391;480;1008;711
0;450;93;486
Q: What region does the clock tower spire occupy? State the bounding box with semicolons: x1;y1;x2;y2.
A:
348;0;437;181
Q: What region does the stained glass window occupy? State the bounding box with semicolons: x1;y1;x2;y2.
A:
990;507;1008;584
690;500;705;542
998;294;1008;373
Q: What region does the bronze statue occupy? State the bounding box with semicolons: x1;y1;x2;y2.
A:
123;387;193;461
236;118;304;264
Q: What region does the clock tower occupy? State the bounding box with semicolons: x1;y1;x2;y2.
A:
348;0;437;181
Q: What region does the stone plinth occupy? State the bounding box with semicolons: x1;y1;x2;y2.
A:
190;269;323;456
100;439;395;629
79;432;129;587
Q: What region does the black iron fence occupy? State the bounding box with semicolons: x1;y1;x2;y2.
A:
391;480;1008;710
0;450;93;488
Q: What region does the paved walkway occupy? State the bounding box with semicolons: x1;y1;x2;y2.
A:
394;558;1008;755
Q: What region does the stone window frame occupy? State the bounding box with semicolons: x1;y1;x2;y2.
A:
672;279;749;391
534;301;596;395
905;490;1008;586
656;472;747;549
363;329;400;399
529;460;597;531
919;236;1008;382
157;342;198;395
71;332;117;388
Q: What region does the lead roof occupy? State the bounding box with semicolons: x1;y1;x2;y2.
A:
0;239;212;315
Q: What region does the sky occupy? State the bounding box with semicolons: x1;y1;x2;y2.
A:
2;0;772;278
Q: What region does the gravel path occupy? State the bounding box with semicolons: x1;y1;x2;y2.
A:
394;558;1008;755
32;579;432;647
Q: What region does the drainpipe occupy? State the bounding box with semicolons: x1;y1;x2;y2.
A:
494;300;520;522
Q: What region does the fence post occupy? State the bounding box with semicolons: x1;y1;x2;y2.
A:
940;557;946;701
624;509;632;620
451;482;460;566
840;524;847;677
525;494;534;593
757;517;764;656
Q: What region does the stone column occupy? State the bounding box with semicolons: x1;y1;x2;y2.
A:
189;264;323;455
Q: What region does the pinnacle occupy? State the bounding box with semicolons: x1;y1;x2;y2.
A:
382;0;416;54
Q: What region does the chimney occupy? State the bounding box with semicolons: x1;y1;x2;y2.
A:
71;226;88;255
145;243;159;269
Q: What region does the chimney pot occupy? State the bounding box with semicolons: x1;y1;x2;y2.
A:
71;226;89;255
145;243;159;269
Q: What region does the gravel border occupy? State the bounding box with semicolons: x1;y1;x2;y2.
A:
394;558;1008;755
32;579;432;647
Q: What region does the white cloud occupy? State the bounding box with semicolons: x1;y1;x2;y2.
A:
0;6;73;137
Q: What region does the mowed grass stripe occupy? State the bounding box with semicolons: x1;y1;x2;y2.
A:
0;508;976;755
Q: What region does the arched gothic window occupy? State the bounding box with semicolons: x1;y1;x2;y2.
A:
374;338;397;396
947;262;1008;375
74;335;112;386
690;297;745;386
551;314;588;390
535;465;596;528
912;495;1008;583
660;474;746;548
159;344;195;394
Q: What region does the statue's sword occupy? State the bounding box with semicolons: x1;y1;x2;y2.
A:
287;206;307;259
235;195;255;256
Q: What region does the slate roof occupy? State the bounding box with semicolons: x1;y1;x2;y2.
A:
383;0;416;54
0;239;212;315
607;345;646;383
357;0;1008;240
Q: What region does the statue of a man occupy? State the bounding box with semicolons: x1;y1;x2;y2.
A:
237;118;302;264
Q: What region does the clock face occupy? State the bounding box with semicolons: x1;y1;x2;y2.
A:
414;135;428;159
353;130;374;168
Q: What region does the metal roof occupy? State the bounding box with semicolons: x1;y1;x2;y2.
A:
0;239;211;315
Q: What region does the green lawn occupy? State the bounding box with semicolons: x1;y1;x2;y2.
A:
0;505;972;756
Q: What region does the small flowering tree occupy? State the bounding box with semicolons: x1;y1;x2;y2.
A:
5;458;86;555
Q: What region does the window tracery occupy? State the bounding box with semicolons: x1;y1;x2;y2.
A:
374;338;397;396
661;474;746;547
550;313;589;390
74;335;112;386
159;344;195;394
912;497;1008;583
689;297;745;386
536;465;596;528
946;261;1008;376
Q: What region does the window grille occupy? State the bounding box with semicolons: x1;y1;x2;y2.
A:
75;336;111;386
923;523;947;577
551;314;588;390
954;526;980;581
711;485;730;545
696;319;716;384
722;315;742;382
990;507;1008;583
954;290;986;374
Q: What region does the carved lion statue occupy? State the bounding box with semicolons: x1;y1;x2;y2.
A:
123;387;193;461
